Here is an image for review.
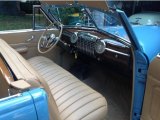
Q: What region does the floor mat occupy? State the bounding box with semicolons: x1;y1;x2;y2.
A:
83;65;132;120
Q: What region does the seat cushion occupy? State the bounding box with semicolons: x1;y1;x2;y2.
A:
28;56;107;120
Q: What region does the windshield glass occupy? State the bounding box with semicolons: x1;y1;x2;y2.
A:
90;9;130;41
47;5;129;41
50;6;95;27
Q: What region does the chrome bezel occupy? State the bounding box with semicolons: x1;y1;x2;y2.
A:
70;32;78;44
95;40;106;54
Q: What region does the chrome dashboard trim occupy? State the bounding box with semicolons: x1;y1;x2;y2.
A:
105;39;128;48
105;48;130;57
64;26;97;31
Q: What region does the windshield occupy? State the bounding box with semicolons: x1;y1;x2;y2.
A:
90;9;130;41
47;5;129;41
49;6;95;27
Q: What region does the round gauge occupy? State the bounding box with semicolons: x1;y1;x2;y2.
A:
70;33;78;44
95;40;106;54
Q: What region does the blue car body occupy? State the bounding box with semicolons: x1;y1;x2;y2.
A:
0;88;49;120
132;26;160;61
105;25;160;62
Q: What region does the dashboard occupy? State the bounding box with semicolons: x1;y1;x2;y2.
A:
60;28;131;66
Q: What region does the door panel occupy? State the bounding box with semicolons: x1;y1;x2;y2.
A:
141;55;160;120
0;29;76;70
0;29;59;59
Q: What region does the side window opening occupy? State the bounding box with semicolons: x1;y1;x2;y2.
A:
0;1;39;31
33;5;51;30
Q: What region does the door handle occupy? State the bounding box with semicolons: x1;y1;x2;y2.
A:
26;35;34;42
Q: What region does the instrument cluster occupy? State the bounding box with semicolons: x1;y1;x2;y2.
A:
62;30;108;56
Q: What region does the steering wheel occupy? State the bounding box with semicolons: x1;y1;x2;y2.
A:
38;22;63;54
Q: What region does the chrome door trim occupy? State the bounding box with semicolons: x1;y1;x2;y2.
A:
0;28;58;34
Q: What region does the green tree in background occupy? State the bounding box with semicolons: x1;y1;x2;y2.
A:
0;1;24;16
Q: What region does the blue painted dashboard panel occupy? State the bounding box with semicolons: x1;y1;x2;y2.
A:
0;88;49;120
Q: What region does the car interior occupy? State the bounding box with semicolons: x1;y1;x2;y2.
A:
0;2;134;120
1;1;160;120
0;26;133;120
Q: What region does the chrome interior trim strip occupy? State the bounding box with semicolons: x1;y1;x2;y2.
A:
0;28;58;34
0;93;21;102
105;48;130;57
157;53;160;58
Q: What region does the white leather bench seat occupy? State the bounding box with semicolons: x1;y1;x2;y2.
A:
28;56;107;120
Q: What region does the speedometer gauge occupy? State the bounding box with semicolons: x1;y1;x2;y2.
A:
70;32;78;44
95;40;106;54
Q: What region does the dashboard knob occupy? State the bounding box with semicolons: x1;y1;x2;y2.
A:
70;32;78;44
95;40;106;54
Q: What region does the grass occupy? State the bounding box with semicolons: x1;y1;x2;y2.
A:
0;14;32;31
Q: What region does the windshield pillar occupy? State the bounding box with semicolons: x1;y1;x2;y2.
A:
117;10;142;51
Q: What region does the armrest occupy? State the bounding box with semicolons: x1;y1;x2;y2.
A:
10;80;31;90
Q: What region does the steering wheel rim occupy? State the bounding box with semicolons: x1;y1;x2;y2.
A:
38;22;63;54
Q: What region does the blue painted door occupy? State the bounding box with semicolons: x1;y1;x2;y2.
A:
0;92;37;120
0;88;49;120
